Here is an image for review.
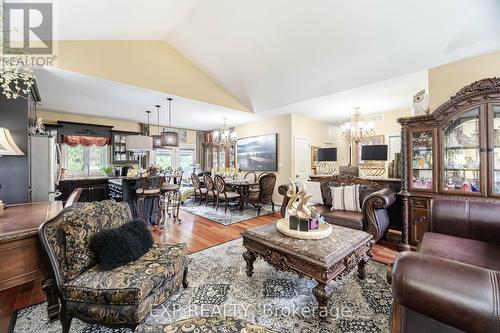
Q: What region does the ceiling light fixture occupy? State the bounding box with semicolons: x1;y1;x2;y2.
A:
340;107;375;143
151;104;163;149
212;118;237;147
126;111;153;157
161;98;179;147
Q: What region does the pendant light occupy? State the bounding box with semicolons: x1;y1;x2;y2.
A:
161;97;179;147
126;111;153;157
152;104;163;149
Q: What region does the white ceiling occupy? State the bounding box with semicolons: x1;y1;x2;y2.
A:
30;0;500;127
34;68;257;131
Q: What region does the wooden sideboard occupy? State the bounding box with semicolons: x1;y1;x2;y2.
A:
0;201;63;319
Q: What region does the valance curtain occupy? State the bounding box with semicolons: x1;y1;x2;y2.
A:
61;135;110;147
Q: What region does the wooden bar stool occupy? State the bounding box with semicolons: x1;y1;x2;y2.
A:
135;176;164;226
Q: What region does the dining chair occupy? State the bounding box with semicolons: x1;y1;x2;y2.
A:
214;175;241;213
203;174;218;208
135;176;164;225
173;170;184;185
191;173;207;205
247;173;276;215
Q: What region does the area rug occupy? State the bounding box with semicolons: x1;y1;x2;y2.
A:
180;199;277;225
10;239;392;333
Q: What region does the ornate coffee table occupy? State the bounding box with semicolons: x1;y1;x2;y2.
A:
241;223;373;318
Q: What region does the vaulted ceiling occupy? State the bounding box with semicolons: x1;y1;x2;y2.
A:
41;0;500;125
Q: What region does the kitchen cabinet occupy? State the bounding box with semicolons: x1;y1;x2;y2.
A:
112;131;140;164
59;178;110;203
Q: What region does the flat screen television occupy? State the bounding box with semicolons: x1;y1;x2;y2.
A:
237;133;278;171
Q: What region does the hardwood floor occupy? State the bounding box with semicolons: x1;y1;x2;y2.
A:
0;209;397;332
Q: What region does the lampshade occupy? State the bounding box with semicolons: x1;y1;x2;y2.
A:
125;135;152;152
161;130;179;147
152;135;163;149
361;145;388;161
317;147;337;162
0;127;24;156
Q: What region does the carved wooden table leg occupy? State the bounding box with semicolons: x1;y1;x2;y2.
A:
313;282;334;319
243;250;257;277
357;253;370;279
42;277;59;321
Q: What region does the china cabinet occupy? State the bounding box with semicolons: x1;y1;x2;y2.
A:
398;77;500;250
111;131;140;164
202;142;236;171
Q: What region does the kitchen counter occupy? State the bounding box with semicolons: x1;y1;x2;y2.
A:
60;175;140;182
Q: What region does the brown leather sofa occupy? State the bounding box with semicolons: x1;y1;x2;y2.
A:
390;198;500;333
278;175;396;242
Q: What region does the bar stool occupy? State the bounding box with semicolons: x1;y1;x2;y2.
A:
159;183;181;228
135;176;164;226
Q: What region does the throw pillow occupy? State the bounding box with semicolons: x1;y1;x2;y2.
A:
305;181;323;205
330;185;362;212
343;184;362;212
89;219;153;271
330;186;345;211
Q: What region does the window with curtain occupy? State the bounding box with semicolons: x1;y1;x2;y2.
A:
63;144;109;175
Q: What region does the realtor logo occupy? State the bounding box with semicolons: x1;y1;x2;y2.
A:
2;2;53;54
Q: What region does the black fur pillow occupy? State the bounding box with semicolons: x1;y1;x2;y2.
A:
89;219;153;271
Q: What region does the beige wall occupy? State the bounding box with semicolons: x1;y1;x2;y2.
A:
54;40;250;112
290;114;348;176
429;50;500;112
236;114;292;202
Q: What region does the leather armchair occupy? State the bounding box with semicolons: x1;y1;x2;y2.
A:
390;198;500;333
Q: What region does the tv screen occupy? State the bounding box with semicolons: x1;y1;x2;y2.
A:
237;134;278;171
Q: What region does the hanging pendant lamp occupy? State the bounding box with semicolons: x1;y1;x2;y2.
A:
126;111;153;157
152;104;163;149
161;97;179;147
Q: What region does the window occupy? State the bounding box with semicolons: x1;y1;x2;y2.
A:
179;149;195;173
63;144;109;175
155;149;173;171
153;145;196;175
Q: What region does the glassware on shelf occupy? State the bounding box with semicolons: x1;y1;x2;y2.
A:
443;108;480;193
493;106;500;194
411;131;433;190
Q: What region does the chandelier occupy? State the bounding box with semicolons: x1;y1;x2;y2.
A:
212;118;237;147
340;107;375;143
0;63;35;99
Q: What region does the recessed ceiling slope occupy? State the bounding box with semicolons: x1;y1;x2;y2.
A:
34;68;256;131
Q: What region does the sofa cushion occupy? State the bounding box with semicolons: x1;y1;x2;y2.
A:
63;243;187;305
419;232;500;271
314;205;363;230
62;201;131;280
320;181;376;207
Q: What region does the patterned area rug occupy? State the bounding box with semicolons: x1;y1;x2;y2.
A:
10;239;392;333
180;199;277;225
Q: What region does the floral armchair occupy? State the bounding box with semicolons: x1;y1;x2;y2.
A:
38;200;188;332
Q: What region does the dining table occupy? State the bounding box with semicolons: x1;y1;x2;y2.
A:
224;179;258;211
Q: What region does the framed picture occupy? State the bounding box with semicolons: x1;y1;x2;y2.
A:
357;135;384;165
237;133;278;171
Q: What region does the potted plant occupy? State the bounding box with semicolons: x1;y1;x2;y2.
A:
101;166;113;177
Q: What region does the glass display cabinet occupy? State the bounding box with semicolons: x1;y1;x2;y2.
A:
398;78;500;250
111;131;140;164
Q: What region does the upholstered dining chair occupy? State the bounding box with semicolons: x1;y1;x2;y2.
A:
214;175;241;213
203;174;218;208
247;173;276;215
191;173;207;205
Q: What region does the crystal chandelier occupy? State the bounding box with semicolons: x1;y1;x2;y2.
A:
212;118;237;147
0;63;35;99
340;107;375;143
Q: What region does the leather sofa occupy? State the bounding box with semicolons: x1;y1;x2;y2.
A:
278;176;396;242
390;198;500;333
39;200;189;332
